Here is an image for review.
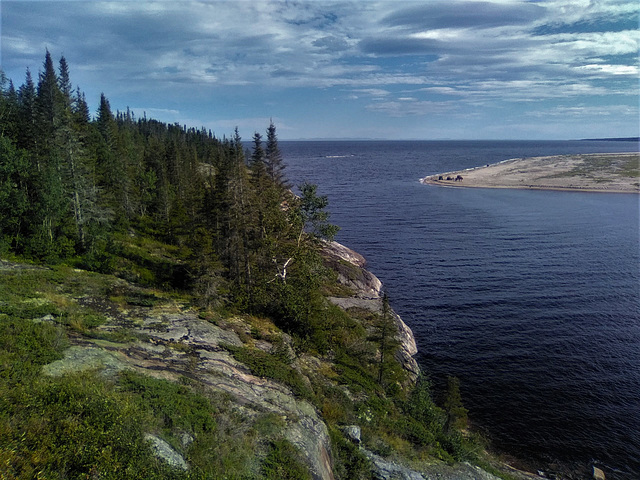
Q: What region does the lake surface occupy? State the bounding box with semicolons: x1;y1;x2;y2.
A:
279;140;640;479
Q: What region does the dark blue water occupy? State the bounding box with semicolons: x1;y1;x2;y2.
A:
279;140;640;479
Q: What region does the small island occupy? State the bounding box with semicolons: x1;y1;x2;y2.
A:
421;153;640;193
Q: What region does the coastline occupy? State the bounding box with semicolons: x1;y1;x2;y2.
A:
421;152;639;193
325;240;548;480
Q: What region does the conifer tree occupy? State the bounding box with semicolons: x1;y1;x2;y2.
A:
0;72;18;137
265;120;288;189
250;132;267;179
0;137;30;250
28;50;72;258
95;93;130;223
17;69;37;152
443;376;468;433
35;50;61;155
73;87;90;126
55;60;98;252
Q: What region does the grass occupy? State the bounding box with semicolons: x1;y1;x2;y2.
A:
544;154;639;180
0;246;487;478
262;439;312;480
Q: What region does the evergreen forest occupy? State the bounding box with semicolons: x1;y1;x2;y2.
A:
0;53;497;480
0;51;342;331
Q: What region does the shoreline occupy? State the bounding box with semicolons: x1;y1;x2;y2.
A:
328;241;549;480
421;153;639;194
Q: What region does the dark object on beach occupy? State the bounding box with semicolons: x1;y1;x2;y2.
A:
446;176;453;181
438;176;443;180
455;175;463;181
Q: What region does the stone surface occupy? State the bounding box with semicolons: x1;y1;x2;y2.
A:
363;450;507;480
342;425;361;444
144;434;188;470
322;241;382;298
363;450;426;480
323;240;367;267
593;466;606;480
42;345;131;376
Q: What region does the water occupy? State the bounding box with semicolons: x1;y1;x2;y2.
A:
278;140;640;479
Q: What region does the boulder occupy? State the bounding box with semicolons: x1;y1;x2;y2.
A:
144;434;188;470
593;466;606;480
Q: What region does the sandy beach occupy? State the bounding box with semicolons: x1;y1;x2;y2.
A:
421;152;640;193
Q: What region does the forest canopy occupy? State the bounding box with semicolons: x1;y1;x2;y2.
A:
0;51;339;331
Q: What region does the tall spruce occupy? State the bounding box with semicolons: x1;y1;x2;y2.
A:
265;120;288;189
96;93;130;223
17;69;37;152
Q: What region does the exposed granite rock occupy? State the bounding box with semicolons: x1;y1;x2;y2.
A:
323;240;368;267
363;450;426;480
144;434;188;470
363;450;508;480
43;345;132;377
322;241;382;297
41;301;334;480
323;241;420;380
342;425;361;445
419;462;502;480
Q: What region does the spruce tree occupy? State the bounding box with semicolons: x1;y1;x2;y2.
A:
35;50;60;155
250;132;267;179
0;137;30;250
17;69;37;152
265;120;288;189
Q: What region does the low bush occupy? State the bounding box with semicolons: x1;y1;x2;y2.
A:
223;344;315;401
262;439;312;480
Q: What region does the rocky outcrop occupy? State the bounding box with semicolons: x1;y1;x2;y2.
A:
42;302;334;480
323;241;420;380
144;434;188;470
341;425;504;480
322;240;382;297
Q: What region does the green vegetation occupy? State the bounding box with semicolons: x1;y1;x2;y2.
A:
223;343;315;400
0;53;490;479
262;439;312;480
544;154;639;180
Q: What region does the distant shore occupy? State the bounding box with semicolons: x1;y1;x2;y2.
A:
421;152;640;193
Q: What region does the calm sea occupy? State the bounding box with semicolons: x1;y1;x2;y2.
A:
279;140;640;479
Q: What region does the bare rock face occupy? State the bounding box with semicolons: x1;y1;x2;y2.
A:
322;241;382;298
323;240;367;267
391;310;420;379
42;301;335;480
323;241;420;381
144;434;188;470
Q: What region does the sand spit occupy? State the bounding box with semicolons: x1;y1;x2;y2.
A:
421;152;640;193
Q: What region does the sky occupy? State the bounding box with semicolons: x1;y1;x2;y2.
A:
1;0;638;140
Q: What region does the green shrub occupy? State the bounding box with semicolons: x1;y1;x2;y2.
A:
223;344;314;401
0;372;182;480
262;439;312;480
0;316;67;381
328;426;372;480
119;371;217;437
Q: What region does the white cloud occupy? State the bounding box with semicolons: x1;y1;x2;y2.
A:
2;0;637;139
366;99;457;117
578;64;639;75
525;104;638;118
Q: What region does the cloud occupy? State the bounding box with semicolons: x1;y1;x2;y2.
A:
578;64;639;76
525;104;638;118
1;0;637;139
366;99;457;117
381;1;545;30
313;35;350;52
352;89;390;97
